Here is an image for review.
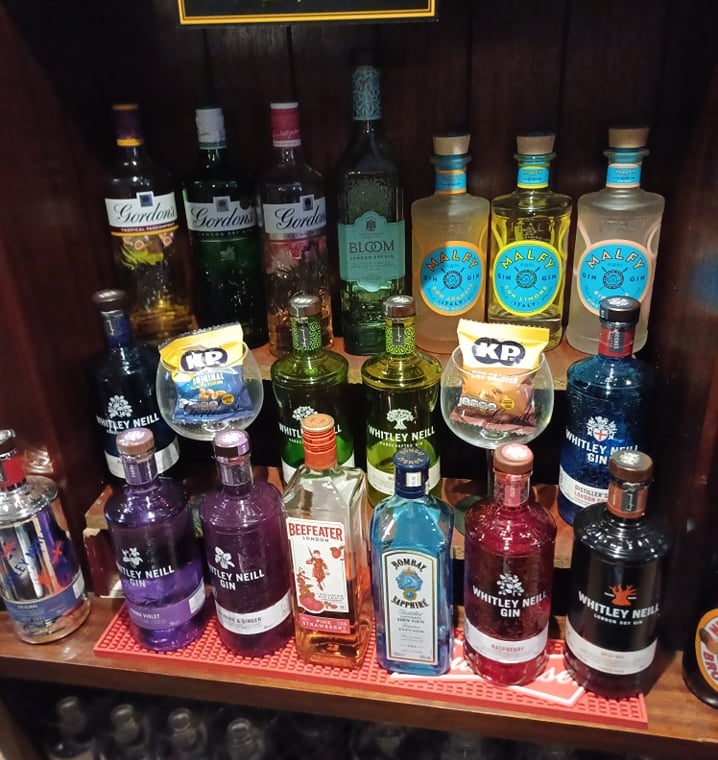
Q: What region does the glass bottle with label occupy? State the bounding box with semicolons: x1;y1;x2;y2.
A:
410;133;489;354
558;296;655;526
259;102;333;357
463;443;556;685
488;133;572;350
370;447;454;675
200;428;293;657
271;294;354;483
90;289;180;480
183;106;267;348
337;52;405;355
0;430;90;644
104;103;194;345
566;126;665;354
564;450;670;698
361;295;443;507
104;427;206;651
281;413;372;668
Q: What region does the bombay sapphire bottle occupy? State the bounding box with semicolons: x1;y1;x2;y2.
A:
558;296;655;525
200;429;293;656
104;428;206;651
370;448;454;675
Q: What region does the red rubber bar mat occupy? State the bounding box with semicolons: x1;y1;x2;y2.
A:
93;604;647;729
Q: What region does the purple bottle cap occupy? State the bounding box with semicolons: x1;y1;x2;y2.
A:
213;429;250;458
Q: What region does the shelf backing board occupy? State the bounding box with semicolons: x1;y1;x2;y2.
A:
94;603;647;729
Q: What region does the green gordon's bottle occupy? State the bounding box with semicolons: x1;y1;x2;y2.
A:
271;294;354;484
361;295;442;507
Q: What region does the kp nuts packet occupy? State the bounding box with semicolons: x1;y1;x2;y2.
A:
159;324;254;425
451;320;550;433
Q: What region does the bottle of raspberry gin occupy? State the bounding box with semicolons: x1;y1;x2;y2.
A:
463;443;556;684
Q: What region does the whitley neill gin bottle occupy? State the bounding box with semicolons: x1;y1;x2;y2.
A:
200;429;293;656
564;450;669;698
463;443;556;685
105;428;206;651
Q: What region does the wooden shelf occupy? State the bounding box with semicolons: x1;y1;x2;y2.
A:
0;598;714;759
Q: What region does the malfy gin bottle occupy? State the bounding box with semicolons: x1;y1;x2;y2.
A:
564;450;669;698
281;413;372;668
336;53;405;355
90;289;180;480
183;106;268;348
270;294;354;484
463;443;556;685
104;103;194;345
0;430;90;643
410;133;489;354
488;133;572;350
104;428;206;651
259;102;333;357
566;126;665;354
200;429;293;656
361;295;442;507
558;296;655;526
370;448;454;675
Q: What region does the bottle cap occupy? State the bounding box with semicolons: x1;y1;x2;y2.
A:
301;414;337;470
393;448;429;499
213;429;250;459
111;704;142;745
494;443;534;475
599;296;640;324
117;428;155;457
516;132;555;155
56;697;87;735
92;289;126;313
226;718;255;749
433;133;471;156
289;294;321;318
609;450;653;482
0;429;17;457
383;295;415;318
608;125;650;149
168;709;199;750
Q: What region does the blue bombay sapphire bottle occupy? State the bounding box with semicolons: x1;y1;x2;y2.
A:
558;296;654;525
370;447;454;675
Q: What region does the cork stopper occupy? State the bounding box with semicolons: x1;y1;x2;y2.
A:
0;429;17;457
383;295;415;318
433;133;471;156
494;443;534;475
516;132;555;155
301;414;337;470
117;428;155;457
289;294;321;318
599;296;640;324
609;450;653;483
92;289;126;313
608;126;650;149
213;429;250;459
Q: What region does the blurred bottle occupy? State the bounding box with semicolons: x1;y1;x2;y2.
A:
439;731;504;760
213;717;268;760
44;696;97;760
350;722;409;760
103;703;157;760
162;707;209;760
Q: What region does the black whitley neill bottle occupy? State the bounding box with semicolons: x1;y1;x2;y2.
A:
564;450;669;698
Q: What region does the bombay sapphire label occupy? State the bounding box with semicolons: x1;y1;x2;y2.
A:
576;240;651;315
491;241;561;316
419;242;483;316
183;196;257;235
338;212;405;287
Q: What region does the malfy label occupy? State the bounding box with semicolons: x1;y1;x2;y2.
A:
419;242;484;316
262;196;326;235
695;609;718;693
492;241;561;316
184;197;256;235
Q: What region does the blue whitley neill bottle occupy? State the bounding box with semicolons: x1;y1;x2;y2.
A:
370;447;454;675
558;296;654;525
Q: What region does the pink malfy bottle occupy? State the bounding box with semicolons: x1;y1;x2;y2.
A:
463;443;556;685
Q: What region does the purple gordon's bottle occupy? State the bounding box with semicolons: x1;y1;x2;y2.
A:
104;427;206;651
200;429;293;656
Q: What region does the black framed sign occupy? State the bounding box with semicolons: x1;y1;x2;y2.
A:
177;0;437;25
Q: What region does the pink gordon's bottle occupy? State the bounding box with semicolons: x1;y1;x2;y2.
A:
463;443;556;685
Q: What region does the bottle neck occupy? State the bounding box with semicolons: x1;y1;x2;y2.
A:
274;145;303;165
290;315;323;355
494;470;531;508
122;451;158;486
385;315;417;357
606;477;650;519
433;154;470;195
198;145;228;167
604;147;647;189
217;454;253;496
598;321;636;358
116;143;150;166
0;451;27;493
515;152;554;190
100;309;133;349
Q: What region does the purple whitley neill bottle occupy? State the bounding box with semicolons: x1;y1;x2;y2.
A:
200;429;293;656
104;427;206;650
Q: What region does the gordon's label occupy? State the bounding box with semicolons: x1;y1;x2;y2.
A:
696;610;718;693
105;192;178;234
184;196;257;234
491;241;562;315
338;211;405;287
419;242;484;315
262;196;326;236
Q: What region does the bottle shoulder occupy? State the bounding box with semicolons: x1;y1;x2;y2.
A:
282;466;365;516
200;482;282;526
567;355;655;393
464;500;557;551
104;478;189;526
492;188;572;215
0;479;54;523
577;187;665;215
360;353;442;388
411;192;490;215
271;352;348;386
337;131;400;177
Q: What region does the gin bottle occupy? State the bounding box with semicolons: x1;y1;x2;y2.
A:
281;413;372;668
259;102;333;357
45;696;97;760
410;133;489;354
214;718;268;760
337;53;405;355
361;295;442;507
488;133;572;350
370;448;454;675
104;103;193;345
104;703;156;760
164;707;209;760
0;430;90;644
271;294;354;483
558;296;655;526
90;289;180;480
183;107;267;348
566;126;665;353
200;429;293;657
564;450;670;698
463;443;556;685
104;428;206;651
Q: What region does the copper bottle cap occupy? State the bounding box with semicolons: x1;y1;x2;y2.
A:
608;126;650;149
117;428;155;457
301;414;337;470
516;132;556;155
494;443;534;475
609;450;653;482
433;133;471;156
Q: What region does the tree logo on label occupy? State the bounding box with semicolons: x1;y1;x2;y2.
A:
387;408;414;430
108;394;133;419
497;572;524;597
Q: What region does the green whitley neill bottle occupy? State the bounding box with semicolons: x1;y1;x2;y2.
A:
271;294;355;484
361;295;442;507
